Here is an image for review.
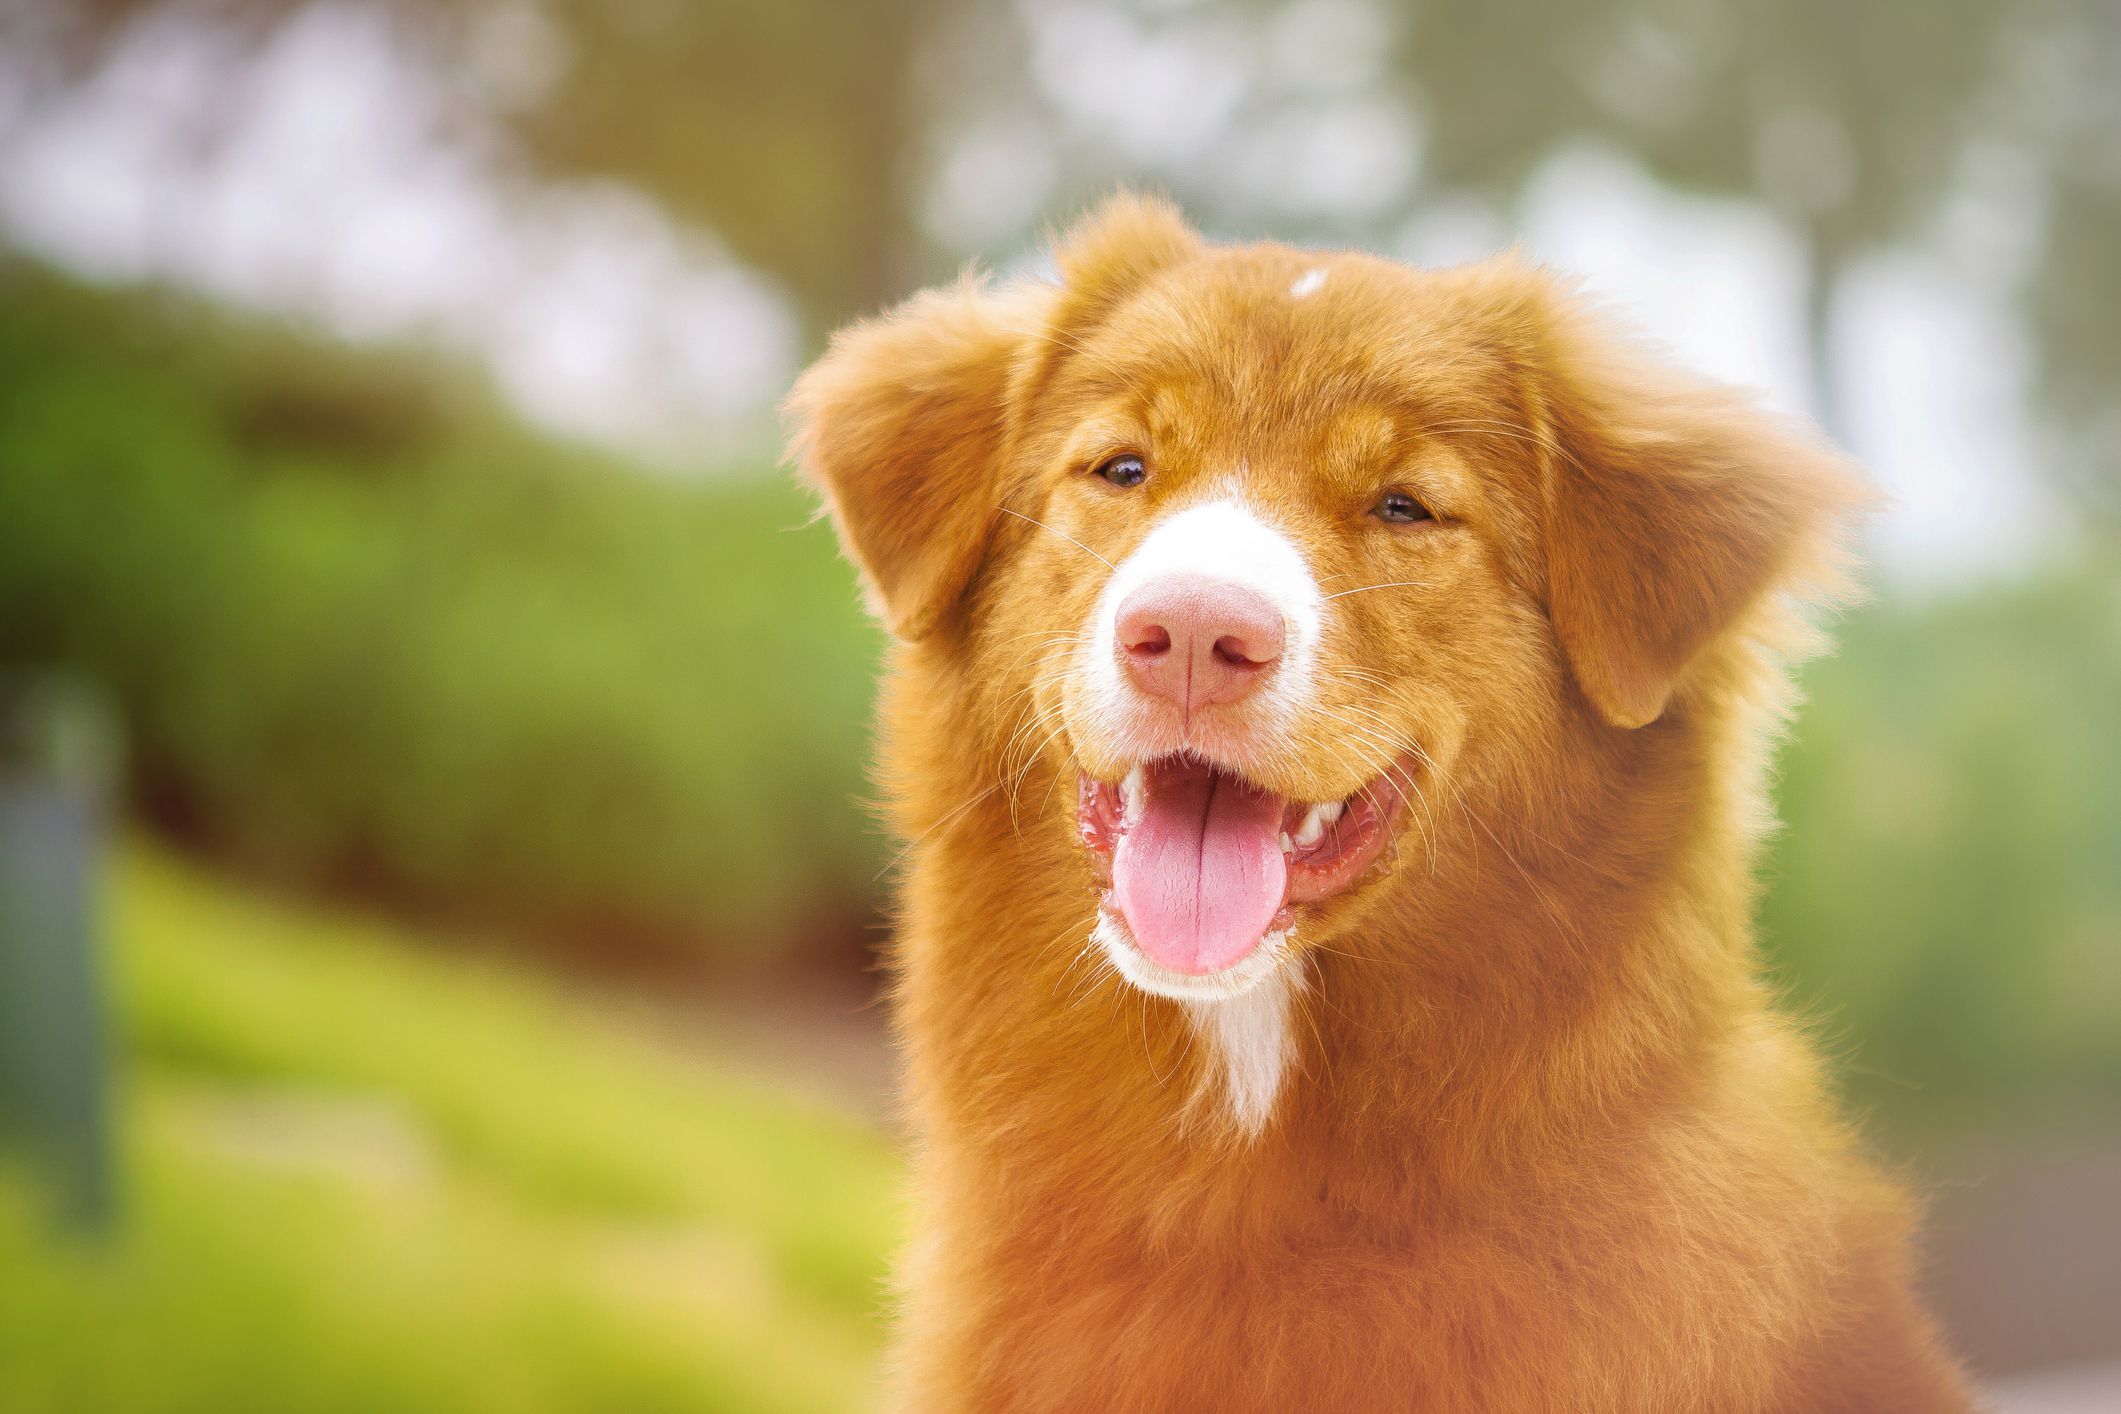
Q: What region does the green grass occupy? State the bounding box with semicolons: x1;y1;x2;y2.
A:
0;845;901;1413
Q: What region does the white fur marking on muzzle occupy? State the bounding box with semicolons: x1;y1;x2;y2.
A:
1086;498;1323;738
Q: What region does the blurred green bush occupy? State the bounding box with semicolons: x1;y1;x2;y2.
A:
0;263;882;968
1766;571;2121;1133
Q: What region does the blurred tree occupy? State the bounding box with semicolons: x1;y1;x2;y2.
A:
7;0;2114;496
2016;2;2121;513
492;0;969;338
7;0;972;339
1382;0;2013;437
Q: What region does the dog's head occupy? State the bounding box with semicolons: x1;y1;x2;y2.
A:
790;195;1861;1012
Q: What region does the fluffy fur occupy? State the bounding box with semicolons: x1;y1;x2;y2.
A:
787;194;1971;1412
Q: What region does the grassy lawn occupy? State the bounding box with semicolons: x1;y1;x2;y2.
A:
0;845;901;1413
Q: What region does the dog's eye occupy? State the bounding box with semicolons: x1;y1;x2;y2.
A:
1094;454;1147;488
1371;490;1433;524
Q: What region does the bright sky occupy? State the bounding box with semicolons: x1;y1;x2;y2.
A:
0;1;2061;591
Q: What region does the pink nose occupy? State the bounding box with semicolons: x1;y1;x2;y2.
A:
1115;576;1285;713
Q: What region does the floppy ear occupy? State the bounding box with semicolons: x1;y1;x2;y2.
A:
785;277;1048;641
787;192;1198;641
1528;280;1870;728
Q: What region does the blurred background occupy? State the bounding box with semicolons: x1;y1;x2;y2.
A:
0;0;2114;1409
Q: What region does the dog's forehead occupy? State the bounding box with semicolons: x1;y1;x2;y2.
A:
1132;385;1411;504
1083;251;1516;441
1058;283;1469;505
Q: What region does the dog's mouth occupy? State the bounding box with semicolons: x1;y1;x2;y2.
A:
1076;754;1411;977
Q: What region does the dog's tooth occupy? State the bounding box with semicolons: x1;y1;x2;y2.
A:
1120;766;1144;823
1278;831;1294;855
1292;799;1346;849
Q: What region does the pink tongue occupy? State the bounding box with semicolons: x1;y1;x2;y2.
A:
1112;761;1288;975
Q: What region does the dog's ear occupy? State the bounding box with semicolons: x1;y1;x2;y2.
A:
1524;275;1869;728
787;193;1197;641
786;277;1050;641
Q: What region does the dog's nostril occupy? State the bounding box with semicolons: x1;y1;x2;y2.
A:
1213;635;1264;668
1127;625;1173;656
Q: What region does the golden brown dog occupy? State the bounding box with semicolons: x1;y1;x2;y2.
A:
788;194;1971;1412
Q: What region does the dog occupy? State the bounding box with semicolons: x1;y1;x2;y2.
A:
788;194;1971;1412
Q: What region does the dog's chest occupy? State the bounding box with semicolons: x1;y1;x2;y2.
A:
938;1209;1685;1411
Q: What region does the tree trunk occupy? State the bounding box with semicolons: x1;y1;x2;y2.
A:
1798;226;1851;447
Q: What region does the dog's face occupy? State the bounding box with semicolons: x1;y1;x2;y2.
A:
791;196;1857;1012
987;250;1564;1003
